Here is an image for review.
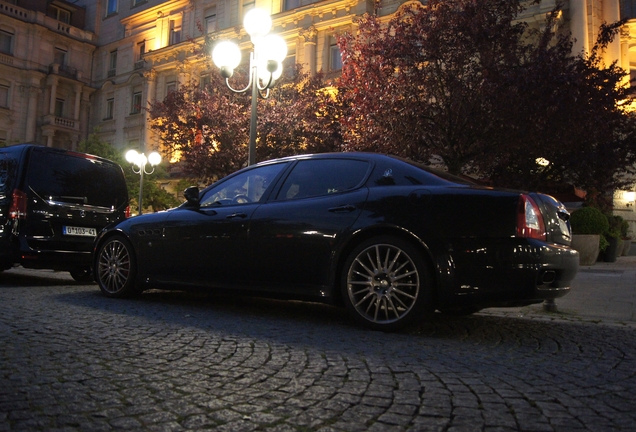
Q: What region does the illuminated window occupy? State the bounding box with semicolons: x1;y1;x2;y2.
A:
137;41;145;61
106;0;117;15
284;0;300;10
105;98;114;119
329;37;342;71
170;20;181;45
52;7;71;24
0;30;12;55
108;50;117;76
205;7;217;34
242;0;255;17
131;91;142;114
54;48;67;66
55;99;65;117
0;84;9;108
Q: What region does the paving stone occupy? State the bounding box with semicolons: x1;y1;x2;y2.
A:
1;271;636;431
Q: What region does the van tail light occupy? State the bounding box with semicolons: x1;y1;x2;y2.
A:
9;189;27;219
517;194;546;241
125;205;131;218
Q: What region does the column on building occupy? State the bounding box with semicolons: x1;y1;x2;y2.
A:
143;69;157;152
569;0;589;56
24;83;39;142
603;0;621;66
47;75;58;115
74;84;81;120
301;26;317;77
621;28;631;86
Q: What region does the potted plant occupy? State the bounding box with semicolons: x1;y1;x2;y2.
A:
620;218;632;256
603;215;623;262
569;206;609;265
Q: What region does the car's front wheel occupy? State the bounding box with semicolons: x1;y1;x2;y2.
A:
95;235;139;298
342;236;434;331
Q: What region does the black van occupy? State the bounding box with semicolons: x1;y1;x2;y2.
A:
0;144;129;281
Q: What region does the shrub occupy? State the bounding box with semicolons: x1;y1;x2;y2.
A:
605;214;623;239
620;218;630;239
570;207;609;235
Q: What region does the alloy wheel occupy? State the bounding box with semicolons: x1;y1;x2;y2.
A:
346;242;420;325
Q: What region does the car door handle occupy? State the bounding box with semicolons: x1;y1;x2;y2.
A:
328;205;356;213
226;213;248;219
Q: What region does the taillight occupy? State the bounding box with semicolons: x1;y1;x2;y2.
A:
517;194;546;241
125;205;131;218
9;189;27;219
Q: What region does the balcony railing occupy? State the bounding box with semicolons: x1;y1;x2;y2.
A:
107;69;116;77
49;63;79;80
42;114;79;131
134;60;145;70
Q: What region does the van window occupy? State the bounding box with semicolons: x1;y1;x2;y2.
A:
0;152;18;202
26;150;127;209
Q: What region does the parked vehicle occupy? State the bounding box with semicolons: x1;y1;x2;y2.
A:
0;144;128;281
94;153;578;330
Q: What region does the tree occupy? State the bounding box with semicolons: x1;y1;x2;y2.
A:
336;0;636;196
480;18;636;199
149;64;343;181
78;132;180;213
337;0;529;174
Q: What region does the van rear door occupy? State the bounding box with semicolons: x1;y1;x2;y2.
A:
24;148;128;253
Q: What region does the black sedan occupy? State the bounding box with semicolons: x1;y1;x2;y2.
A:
94;153;579;330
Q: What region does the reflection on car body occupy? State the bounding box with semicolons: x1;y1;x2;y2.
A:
94;153;579;331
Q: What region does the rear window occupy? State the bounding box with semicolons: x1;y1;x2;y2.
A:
277;159;370;200
0;151;19;202
26;150;127;209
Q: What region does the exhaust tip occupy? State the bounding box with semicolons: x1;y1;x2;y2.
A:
539;270;556;285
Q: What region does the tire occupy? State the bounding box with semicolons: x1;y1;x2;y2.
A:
95;235;139;298
341;236;434;331
69;267;95;284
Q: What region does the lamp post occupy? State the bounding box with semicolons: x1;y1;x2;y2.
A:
125;150;161;215
212;8;287;166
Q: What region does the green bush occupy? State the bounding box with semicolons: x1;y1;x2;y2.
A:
620;218;630;239
570;207;609;235
605;214;623;239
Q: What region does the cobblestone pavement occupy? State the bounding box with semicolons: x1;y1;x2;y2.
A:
1;268;635;431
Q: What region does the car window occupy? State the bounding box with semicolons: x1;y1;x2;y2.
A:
277;159;369;200
199;163;287;207
26;150;128;209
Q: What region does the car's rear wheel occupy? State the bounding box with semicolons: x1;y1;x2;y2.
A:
96;235;139;298
342;236;434;331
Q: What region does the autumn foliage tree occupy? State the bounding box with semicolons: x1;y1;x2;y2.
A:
149;63;342;181
336;0;636;196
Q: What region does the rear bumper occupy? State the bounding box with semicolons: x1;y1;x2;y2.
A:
532;242;579;298
0;235;93;271
17;249;93;271
437;239;579;309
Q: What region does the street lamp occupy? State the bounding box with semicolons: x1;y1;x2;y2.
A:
211;8;287;166
125;149;161;215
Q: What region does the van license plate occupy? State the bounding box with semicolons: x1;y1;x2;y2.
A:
63;226;97;237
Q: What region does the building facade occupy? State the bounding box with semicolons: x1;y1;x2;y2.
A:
0;0;633;151
1;0;636;225
0;0;95;148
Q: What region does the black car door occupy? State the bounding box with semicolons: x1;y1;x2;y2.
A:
248;158;371;294
158;163;288;288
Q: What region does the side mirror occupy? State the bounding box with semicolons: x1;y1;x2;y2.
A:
183;186;200;205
